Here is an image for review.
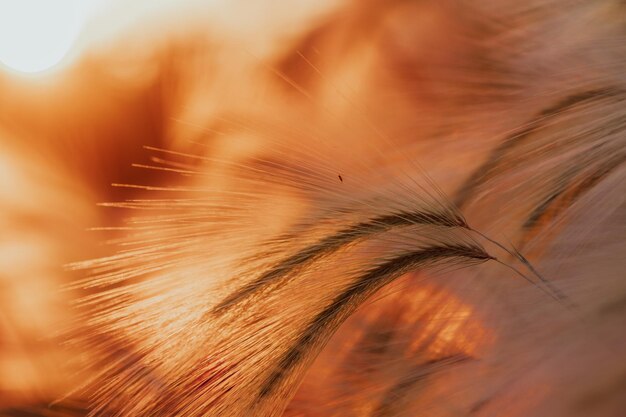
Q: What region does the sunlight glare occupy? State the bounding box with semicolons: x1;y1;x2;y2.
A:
0;0;92;74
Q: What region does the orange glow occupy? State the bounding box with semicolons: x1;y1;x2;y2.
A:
1;1;623;416
406;287;490;358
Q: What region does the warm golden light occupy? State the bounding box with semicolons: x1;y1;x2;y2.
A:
0;0;91;73
0;1;622;415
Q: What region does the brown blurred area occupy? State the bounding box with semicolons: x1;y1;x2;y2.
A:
0;0;344;406
0;24;169;411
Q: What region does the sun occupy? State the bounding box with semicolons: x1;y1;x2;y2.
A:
0;0;86;74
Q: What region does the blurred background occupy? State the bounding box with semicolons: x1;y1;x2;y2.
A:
0;0;346;407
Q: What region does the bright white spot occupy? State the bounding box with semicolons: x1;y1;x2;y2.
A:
0;0;87;74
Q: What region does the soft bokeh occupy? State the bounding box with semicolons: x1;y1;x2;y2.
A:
0;1;624;416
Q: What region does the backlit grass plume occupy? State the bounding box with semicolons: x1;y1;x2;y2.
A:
0;0;624;416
